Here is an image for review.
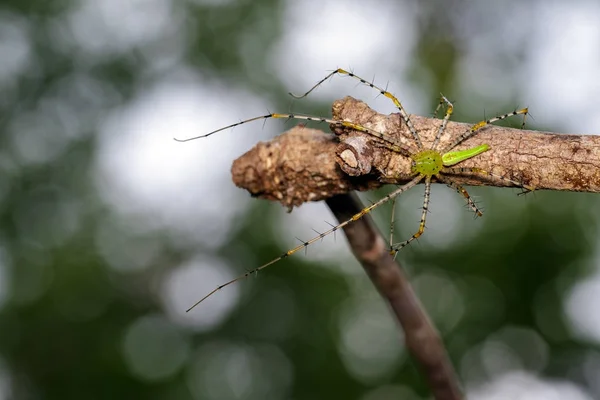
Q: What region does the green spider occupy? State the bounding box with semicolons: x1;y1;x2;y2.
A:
177;68;532;311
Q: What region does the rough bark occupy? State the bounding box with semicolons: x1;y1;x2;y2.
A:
232;96;600;209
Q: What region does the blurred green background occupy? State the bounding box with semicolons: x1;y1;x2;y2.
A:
1;0;600;399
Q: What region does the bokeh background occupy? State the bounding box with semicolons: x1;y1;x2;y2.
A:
1;0;600;399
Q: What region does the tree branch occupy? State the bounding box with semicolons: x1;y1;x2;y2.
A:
232;96;600;209
326;193;463;400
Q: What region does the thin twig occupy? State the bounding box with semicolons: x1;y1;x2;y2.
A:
326;193;462;400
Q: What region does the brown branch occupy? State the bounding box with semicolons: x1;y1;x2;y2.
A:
232;96;600;209
326;193;462;400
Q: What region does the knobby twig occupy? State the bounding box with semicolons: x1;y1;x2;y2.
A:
326;193;463;400
232;96;600;209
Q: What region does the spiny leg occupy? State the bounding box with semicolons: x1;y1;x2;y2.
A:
433;96;445;118
436;175;483;217
173;112;411;155
186;174;425;312
431;94;454;151
442;166;535;193
433;94;451;118
287;69;340;99
389;196;398;249
442;108;529;154
289;68;424;149
390;175;432;256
